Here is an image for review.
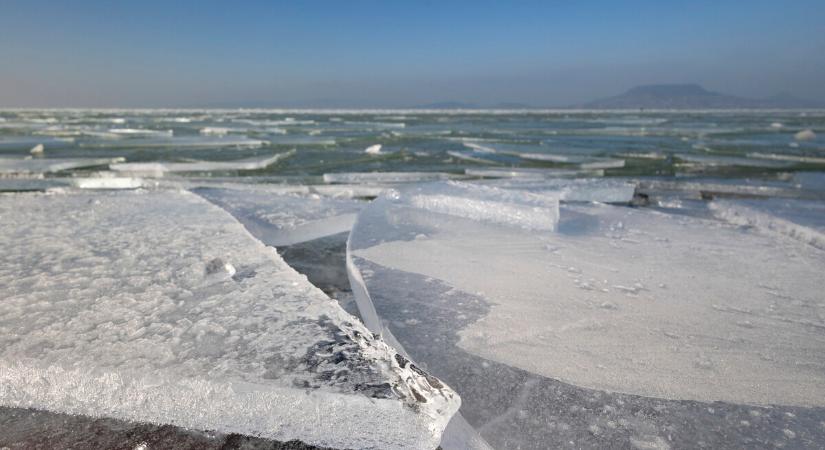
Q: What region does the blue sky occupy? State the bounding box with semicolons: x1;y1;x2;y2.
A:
1;0;824;107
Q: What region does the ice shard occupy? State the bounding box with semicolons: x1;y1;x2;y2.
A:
110;152;294;174
0;189;459;450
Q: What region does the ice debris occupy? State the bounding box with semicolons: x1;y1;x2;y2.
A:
794;129;816;141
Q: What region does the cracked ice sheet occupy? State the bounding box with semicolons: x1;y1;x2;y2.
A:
193;186;366;246
0;190;458;450
349;183;825;408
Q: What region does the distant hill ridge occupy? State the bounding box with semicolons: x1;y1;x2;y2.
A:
581;84;823;109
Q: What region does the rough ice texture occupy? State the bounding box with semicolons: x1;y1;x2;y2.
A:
110;152;294;173
0;190;459;450
0;157;125;175
194;185;365;246
710;198;825;250
323;172;456;184
349;184;825;408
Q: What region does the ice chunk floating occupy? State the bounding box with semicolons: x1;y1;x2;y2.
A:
0;190;459;450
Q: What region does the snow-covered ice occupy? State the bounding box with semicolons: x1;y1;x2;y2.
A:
345;181;825;448
0;189;459;450
348;182;825;407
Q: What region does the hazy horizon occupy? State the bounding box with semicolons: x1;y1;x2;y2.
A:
2;0;824;108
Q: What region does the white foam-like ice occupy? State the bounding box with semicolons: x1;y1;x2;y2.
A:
194;185;366;246
110;152;294;174
0;190;459;449
348;183;825;407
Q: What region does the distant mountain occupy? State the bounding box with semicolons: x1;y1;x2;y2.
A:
580;84;824;109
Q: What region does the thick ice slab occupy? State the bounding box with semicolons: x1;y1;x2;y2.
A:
194;185;366;246
0;157;125;175
483;178;637;203
0;190;459;450
109;152;294;174
346;183;825;448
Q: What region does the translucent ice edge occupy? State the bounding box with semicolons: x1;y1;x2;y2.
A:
110;151;294;173
0;157;126;174
323;172;459;184
465;167;605;178
710;200;825;250
401;181;559;231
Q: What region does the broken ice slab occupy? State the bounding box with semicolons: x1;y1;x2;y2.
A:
513;152;626;169
674;153;796;168
322;171;458;184
0;190;459;450
0;157;126;175
464;167;604;178
746;152;825;165
636;178;815;200
194;185;366;246
80;136;268;149
347;183;825;448
109;151;294;174
482;178;637;203
710;198;825;250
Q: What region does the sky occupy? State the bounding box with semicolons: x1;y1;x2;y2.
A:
1;0;824;108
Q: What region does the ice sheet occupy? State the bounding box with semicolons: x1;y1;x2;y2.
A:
346;182;825;448
674;153;795;168
465;167;605;178
0;190;459;450
0;157;126;175
194;185;366;246
109;152;294;174
323;172;457;184
80;136;268;149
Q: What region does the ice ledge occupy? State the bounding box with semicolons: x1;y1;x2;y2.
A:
0;189;458;449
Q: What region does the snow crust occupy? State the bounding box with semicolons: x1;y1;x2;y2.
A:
0;189;458;449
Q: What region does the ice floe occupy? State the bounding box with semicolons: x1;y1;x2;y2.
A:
110;152;294;174
323;172;457;184
0;157;125;175
0;189;459;449
710;198;825;250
